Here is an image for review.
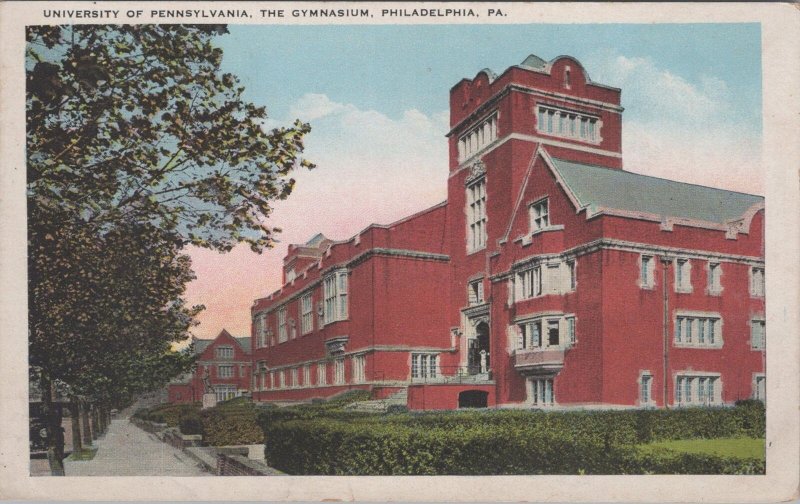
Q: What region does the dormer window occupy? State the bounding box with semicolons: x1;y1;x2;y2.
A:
530;199;550;232
536;105;600;143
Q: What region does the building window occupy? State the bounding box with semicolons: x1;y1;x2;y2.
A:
519;320;542;349
240;365;245;378
750;267;765;297
277;306;287;343
675;374;720;406
530;377;555;406
334;358;346;385
751;319;766;350
675;314;722;348
255;315;267;348
411;353;438;379
303;365;311;387
215;346;233;359
530;199;550;232
278;370;286;389
640;255;655;289
323;270;348;324
753;374;766;402
518;266;543;300
291;368;298;388
566;317;576;346
547;319;560;346
536;105;600;143
269;371;275;390
466;178;487;252
707;262;722;294
640;373;653;406
675;258;692;292
301;293;314;334
352;354;366;383
217;365;234;378
458;112;498;162
317;362;327;386
468;279;484;305
215;385;236;402
567;260;576;291
258;362;267;391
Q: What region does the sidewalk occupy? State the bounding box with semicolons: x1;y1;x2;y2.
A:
62;416;211;476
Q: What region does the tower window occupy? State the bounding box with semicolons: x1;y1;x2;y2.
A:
564;68;571;89
536;105;600;144
458;112;498;162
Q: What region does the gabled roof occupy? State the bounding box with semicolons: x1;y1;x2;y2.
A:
549;157;763;224
192;332;251;355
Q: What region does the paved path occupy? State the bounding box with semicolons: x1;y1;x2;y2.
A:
63;416;211;476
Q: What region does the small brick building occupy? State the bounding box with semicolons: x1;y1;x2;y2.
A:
249;54;765;410
168;329;252;403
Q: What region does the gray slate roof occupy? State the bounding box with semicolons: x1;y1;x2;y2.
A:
550;158;763;224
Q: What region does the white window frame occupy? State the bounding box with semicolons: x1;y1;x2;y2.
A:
215;346;234;359
517;314;575;350
277;306;288;343
217;364;234;378
301;293;314;334
468;278;484;306
536;105;601;144
290;367;299;388
317;362;327;386
675;372;722;407
640;255;655;289
529;377;555;406
517;265;543;300
334;358;346;385
458;112;498;162
674;258;692;293
567;259;577;291
753;373;766;402
529;198;550;233
352;354;366;383
707;262;722;295
269;371;275;390
639;371;654;407
303;364;312;387
278;370;286;389
410;353;439;380
750;318;766;351
674;312;723;348
750;266;765;297
215;385;237;402
466;178;487;253
323;270;348;325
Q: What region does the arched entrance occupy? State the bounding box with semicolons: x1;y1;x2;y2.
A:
468;321;490;374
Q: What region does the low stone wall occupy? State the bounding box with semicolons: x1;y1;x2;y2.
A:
216;453;275;476
162;428;203;449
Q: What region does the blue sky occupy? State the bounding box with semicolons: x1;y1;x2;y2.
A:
189;23;764;338
217;23;761;130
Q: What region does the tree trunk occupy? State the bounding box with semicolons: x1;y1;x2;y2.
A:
68;398;82;454
91;405;99;440
81;401;92;446
40;375;65;476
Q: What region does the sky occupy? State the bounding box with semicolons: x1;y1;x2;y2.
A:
185;23;763;339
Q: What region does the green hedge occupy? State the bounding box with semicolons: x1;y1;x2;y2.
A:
200;400;264;446
260;403;765;475
137;402;201;426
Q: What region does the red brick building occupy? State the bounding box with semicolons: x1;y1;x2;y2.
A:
250;54;765;410
168;329;252;403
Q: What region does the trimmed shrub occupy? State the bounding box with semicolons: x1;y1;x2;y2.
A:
628;447;765;475
201;402;264;446
178;412;203;435
386;405;408;415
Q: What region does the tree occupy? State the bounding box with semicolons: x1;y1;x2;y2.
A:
27;25;314;474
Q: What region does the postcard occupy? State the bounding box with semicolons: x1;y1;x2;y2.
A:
0;1;798;502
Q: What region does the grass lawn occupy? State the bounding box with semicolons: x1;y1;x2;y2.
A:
639;437;765;461
67;447;98;461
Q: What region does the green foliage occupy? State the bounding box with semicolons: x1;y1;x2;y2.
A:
200;400;263;446
178;411;203;435
260;404;766;475
143;402;200;426
638;437;765;460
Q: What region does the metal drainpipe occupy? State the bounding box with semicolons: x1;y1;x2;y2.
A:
661;257;671;409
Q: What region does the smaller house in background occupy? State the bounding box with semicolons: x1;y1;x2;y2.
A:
167;329;252;403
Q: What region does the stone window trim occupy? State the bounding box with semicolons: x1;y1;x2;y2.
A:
300;292;314;335
514;311;576;351
639;370;655;407
465;175;488;254
215;346;234;359
468;277;485;306
752;373;766;402
639;254;656;290
528;376;556;407
673;310;723;349
457;111;499;163
529;197;551;233
706;261;723;296
674;371;722;407
410;352;440;380
323;269;349;325
277;306;288;343
749;317;766;351
750;266;765;298
674;257;693;294
535;103;603;145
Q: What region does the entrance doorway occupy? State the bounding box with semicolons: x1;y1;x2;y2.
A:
468;321;490;374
